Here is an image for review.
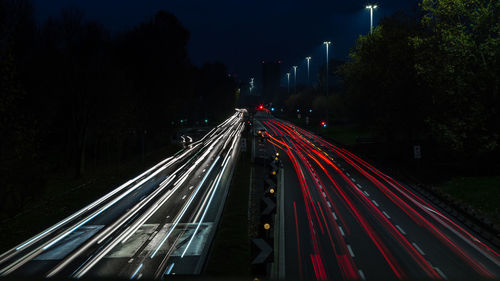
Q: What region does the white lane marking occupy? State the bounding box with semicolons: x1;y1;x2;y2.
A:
332;212;338;220
412;242;425;255
165;263;175;275
319;185;323;190
148;231;158;240
358;269;366;280
363;191;370;197
372;200;379;207
351;178;357;182
434;267;447;279
130;263;143;279
166;215;170;219
338;226;345;236
356;183;362;188
128;258;134;263
347;245;355;257
346;172;351;177
189;186;194;190
396;225;406;235
202;169;206;172
182;195;187;200
323;192;327;198
383;211;391;219
327;202;332;208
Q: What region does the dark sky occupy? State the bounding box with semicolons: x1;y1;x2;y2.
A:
33;0;418;86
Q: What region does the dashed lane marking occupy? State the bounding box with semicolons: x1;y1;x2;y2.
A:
396;225;406;235
332;212;338;220
338;226;345;236
383;211;391;219
359;270;366;280
434;267;447;279
347;245;355;257
412;242;426;255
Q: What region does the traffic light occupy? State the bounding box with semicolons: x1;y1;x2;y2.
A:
258;105;264;110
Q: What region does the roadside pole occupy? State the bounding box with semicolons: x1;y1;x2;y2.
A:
278;163;285;279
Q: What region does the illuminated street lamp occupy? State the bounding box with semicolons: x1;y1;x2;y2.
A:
305;57;311;85
286;72;290;94
366;5;378;34
323;41;331;122
292;66;298;94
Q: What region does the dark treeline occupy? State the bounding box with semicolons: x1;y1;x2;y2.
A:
284;0;499;170
0;0;237;214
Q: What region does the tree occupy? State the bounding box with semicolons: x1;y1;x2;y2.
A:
339;12;427;142
411;0;500;155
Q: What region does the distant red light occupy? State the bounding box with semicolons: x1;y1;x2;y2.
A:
259;105;264;110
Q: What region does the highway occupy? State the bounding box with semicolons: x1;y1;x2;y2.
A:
0;110;245;279
258;115;500;280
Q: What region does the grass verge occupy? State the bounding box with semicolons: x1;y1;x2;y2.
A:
438;176;500;225
205;138;251;276
321;124;371;146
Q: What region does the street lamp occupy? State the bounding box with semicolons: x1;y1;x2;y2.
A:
286;72;290;94
292;66;298;95
366;5;378;34
323;41;331;123
305;57;311;85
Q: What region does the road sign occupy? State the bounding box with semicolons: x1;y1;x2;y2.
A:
413;145;421;159
262;197;276;215
251;238;273;264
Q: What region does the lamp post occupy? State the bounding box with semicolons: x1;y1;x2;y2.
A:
323;41;331;123
286;72;290;95
306;57;311;85
293;66;298;95
366;5;378;34
249;77;254;95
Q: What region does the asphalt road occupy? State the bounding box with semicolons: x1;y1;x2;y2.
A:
0;110;245;279
258;115;500;281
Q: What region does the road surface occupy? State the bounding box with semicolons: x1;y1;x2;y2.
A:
0;110;245;279
258;115;500;280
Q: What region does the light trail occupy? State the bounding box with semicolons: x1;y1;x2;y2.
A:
0;111;245;278
263;118;499;280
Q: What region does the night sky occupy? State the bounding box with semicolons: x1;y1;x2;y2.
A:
33;0;418;86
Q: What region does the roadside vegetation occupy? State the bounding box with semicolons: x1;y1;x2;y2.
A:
0;1;238;232
274;0;500;223
205;137;251;276
439;176;500;225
